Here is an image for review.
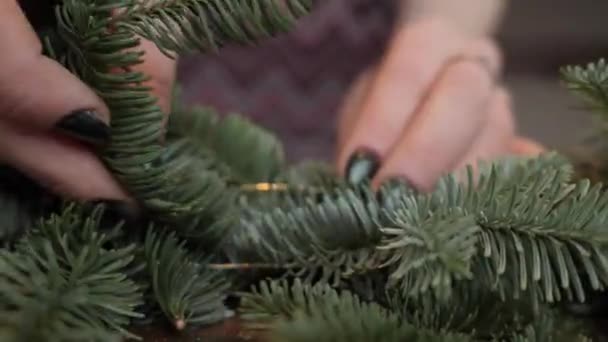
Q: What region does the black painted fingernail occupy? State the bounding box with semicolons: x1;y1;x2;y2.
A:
380;176;413;189
90;200;139;224
55;110;110;146
345;148;380;184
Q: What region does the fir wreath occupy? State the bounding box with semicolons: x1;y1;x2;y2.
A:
3;1;608;341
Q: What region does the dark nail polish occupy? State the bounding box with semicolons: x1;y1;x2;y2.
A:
55;110;110;146
345;149;380;184
89;200;139;225
380;176;415;190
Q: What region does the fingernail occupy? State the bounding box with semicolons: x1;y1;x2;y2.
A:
377;176;418;200
345;148;380;184
55;110;110;146
380;176;415;190
90;199;139;223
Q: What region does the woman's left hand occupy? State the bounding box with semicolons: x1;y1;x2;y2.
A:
336;18;544;191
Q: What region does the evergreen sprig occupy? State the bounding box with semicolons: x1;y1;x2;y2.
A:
143;228;229;330
510;313;592;342
0;205;142;341
51;0;311;250
388;282;533;339
380;157;608;303
240;279;473;342
231;186;386;285
229;152;608;307
561;59;608;125
167;95;286;183
116;0;312;57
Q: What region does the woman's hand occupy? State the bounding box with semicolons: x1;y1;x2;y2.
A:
336;18;544;191
0;1;176;202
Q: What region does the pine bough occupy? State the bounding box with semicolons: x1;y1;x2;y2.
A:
2;1;608;341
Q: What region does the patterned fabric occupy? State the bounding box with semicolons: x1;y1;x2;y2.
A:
177;0;399;162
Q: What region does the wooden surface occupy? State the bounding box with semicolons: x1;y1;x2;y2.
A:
132;318;261;342
129;317;608;342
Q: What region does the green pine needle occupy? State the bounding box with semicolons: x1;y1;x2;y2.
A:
240;279;473;342
380;153;608;303
231;186;385;284
0;205;143;341
143;229;230;330
561;58;608;126
116;0;313;57
509;312;592;342
389;283;534;340
167;98;286;183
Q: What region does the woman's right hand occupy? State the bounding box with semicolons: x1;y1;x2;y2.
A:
335;18;544;191
0;0;176;202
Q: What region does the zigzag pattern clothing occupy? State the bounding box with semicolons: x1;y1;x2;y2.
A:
177;0;399;162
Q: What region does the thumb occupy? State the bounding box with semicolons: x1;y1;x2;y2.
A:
509;137;545;156
1;56;112;145
0;0;111;145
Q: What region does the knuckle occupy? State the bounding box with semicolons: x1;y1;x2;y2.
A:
444;61;492;90
467;38;503;75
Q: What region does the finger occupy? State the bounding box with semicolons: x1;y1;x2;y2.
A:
448;87;515;183
0;120;130;202
0;1;111;144
373;57;496;191
455;87;515;171
509;137;546;156
336;68;376;152
337;19;467;177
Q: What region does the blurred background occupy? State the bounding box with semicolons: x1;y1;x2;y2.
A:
500;0;608;151
177;0;608;162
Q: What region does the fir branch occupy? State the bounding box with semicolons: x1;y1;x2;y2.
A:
54;0;239;248
167;99;286;183
54;0;303;187
377;153;608;304
209;114;285;182
52;0;308;249
143;229;230;330
561;58;608;128
0;205;143;341
240;279;473;342
388;283;535;340
276;160;342;188
239;279;334;326
380;209;479;300
230;187;385;285
509;312;592;342
231;153;608;307
116;0;313;57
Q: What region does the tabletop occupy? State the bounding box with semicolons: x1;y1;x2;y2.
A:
130;316;608;342
132;318;261;342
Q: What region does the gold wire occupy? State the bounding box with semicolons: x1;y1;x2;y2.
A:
238;182;326;194
208;263;285;270
239;182;290;192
